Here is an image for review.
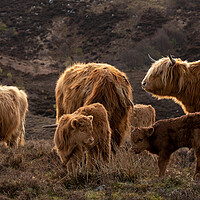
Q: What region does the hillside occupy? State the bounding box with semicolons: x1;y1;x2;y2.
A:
1;0;200;121
1;0;200;120
0;0;200;199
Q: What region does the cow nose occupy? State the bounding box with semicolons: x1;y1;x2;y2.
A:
89;137;94;143
141;81;146;87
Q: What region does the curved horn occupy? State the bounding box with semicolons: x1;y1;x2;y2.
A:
43;124;58;128
169;54;176;65
148;54;157;63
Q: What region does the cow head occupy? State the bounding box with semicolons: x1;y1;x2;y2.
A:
54;114;94;163
142;55;188;97
130;127;154;154
70;115;94;146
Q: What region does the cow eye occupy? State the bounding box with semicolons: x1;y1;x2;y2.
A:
137;139;143;143
79;127;85;132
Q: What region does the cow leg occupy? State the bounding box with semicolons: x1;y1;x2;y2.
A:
67;157;80;176
192;129;200;180
111;129;122;154
6;133;18;147
193;148;200;180
56;94;65;122
101;144;111;164
67;149;84;175
87;146;99;170
67;160;77;176
18;120;25;146
158;152;171;177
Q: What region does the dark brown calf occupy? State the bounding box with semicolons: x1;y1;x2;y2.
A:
131;112;200;179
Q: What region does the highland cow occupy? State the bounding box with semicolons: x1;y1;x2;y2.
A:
54;103;111;174
55;63;133;151
130;104;156;128
142;55;200;114
0;85;28;147
131;112;200;179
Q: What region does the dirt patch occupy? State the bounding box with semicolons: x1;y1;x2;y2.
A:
25;113;55;140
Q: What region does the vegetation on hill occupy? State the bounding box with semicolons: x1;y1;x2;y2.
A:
0;0;200;199
0;141;198;199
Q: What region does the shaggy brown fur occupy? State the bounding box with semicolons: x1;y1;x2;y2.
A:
142;56;200;113
130;104;155;128
0;85;28;147
131;112;200;179
54;103;111;174
55;63;133;151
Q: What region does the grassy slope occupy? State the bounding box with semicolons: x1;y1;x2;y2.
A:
0;141;199;200
1;0;200;199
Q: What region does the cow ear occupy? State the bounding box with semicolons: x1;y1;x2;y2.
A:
88;115;93;122
145;127;154;137
131;126;137;132
71;118;79;129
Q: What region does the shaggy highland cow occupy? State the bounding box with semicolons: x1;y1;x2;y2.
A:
130;104;156;128
131;112;200;179
55;63;133;151
142;55;200;114
54;103;111;174
0;85;28;147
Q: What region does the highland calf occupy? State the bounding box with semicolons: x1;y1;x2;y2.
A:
54;103;111;174
142;55;200;113
131;112;200;179
55;63;133;151
130;104;155;128
0;85;28;147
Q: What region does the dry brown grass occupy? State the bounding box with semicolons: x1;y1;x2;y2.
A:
0;140;200;199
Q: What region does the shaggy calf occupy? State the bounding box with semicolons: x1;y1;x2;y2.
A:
54;103;111;174
142;55;200;114
55;62;133;151
130;104;155;128
0;85;28;147
130;112;200;179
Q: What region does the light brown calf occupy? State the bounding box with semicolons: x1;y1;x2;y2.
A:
54;103;111;174
130;104;155;128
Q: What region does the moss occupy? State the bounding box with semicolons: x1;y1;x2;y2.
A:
0;21;7;31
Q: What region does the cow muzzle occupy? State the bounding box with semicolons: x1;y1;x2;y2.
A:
141;80;146;88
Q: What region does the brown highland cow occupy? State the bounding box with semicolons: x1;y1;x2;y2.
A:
54;103;111;174
130;104;155;128
0;85;28;147
55;63;133;151
142;55;200;114
131;112;200;179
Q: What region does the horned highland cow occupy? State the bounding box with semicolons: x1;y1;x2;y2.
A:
55;63;133;151
142;55;200;114
54;103;111;174
130;104;156;128
131;112;200;179
0;85;28;147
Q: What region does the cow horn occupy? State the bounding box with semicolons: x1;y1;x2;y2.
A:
148;54;157;63
169;54;176;65
43;124;58;128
